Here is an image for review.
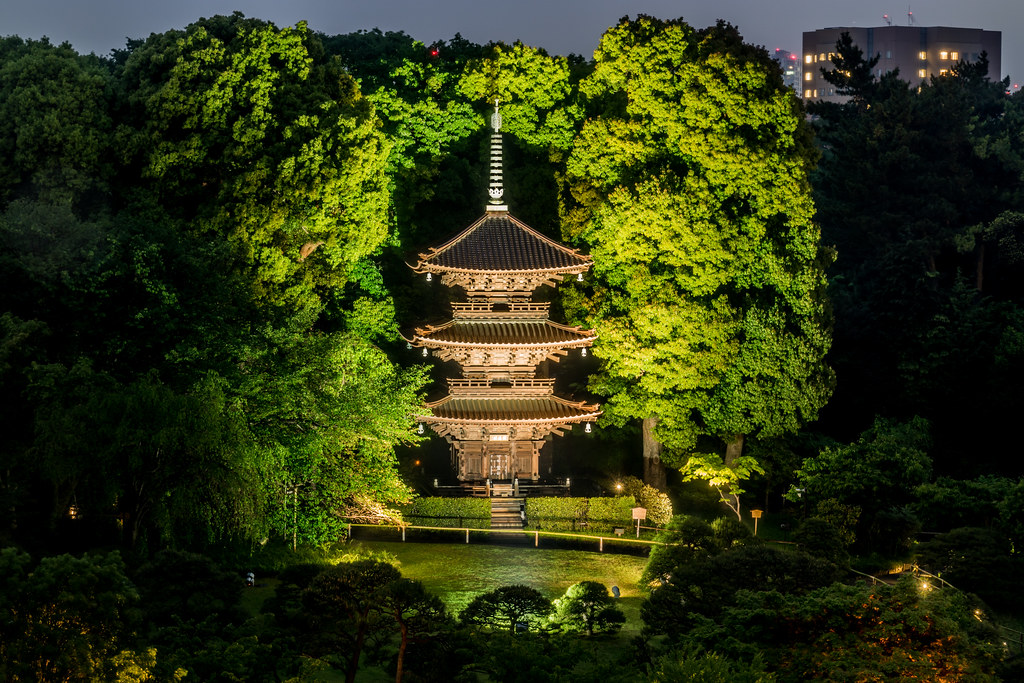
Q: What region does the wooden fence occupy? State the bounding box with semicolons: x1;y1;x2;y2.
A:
349;522;669;552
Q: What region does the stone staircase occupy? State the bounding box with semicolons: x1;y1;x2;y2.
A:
490;497;524;529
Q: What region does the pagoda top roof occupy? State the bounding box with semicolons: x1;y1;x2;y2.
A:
410;319;596;348
411;212;592;275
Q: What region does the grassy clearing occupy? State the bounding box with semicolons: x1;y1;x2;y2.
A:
351;540;648;634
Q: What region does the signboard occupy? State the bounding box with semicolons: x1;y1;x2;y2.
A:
632;507;647;521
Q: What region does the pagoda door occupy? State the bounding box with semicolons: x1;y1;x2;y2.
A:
487;445;511;479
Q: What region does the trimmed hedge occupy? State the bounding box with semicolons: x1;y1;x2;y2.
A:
400;497;491;529
525;496;637;533
588;496;637;532
524;497;588;531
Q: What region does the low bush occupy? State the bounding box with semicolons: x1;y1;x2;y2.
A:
621;476;673;526
400;497;491;529
588;496;637;533
525;497;588;530
526;497;636;532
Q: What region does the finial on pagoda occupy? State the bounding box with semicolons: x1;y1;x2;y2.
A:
487;98;507;212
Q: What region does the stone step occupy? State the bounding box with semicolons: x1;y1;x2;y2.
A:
490;497;524;529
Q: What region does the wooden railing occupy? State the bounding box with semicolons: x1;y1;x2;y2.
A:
349;523;667;552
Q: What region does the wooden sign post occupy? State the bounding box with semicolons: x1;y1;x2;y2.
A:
632;507;647;538
750;509;763;536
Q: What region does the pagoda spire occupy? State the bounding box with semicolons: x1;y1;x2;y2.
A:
487;98;508;212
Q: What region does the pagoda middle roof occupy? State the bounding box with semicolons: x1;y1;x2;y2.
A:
423;394;601;424
413;212;591;274
412;319;596;347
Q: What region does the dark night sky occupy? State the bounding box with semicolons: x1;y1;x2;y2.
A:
2;1;1021;87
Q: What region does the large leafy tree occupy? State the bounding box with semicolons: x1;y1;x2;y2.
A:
119;13;391;318
0;16;429;551
562;16;833;499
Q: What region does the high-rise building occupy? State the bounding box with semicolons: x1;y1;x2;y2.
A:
802;26;1001;101
772;49;802;91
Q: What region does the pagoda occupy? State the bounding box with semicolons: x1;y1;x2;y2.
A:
409;101;600;482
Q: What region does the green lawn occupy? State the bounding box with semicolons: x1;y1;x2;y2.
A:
351;540;648;634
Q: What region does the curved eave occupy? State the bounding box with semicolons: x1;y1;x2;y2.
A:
411;335;597;351
410;320;598;348
420;394;602;417
410;262;591;276
409;212;593;274
416;410;602;426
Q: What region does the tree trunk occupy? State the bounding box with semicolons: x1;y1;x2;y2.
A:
346;618;369;683
395;622;408;683
976;242;985;292
642;416;667;491
722;434;744;521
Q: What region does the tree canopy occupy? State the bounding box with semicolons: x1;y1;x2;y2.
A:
561;16;833;495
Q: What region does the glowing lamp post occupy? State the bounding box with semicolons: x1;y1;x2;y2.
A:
750;508;763;536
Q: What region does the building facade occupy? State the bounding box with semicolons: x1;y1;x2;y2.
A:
802;26;1001;101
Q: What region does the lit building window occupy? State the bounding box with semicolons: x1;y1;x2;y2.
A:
940;50;949;59
804;89;812;98
813;89;818;98
804;72;813;81
950;51;959;60
819;52;826;61
939;69;949;76
918;69;926;78
919;51;927;60
805;54;813;64
886;50;892;59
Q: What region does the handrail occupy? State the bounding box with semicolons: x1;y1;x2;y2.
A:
349;522;670;551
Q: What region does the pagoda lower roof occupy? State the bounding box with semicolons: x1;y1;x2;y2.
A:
412;212;591;274
422;394;601;424
411;319;596;347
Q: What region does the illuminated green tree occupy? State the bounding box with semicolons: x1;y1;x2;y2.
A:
562;16;833;500
551;581;625;636
120;13;391;317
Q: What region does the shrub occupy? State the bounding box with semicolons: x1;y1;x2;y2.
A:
525;498;588;531
621;476;673;526
400;498;491;529
588;496;636;533
525;497;637;532
793;518;849;566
